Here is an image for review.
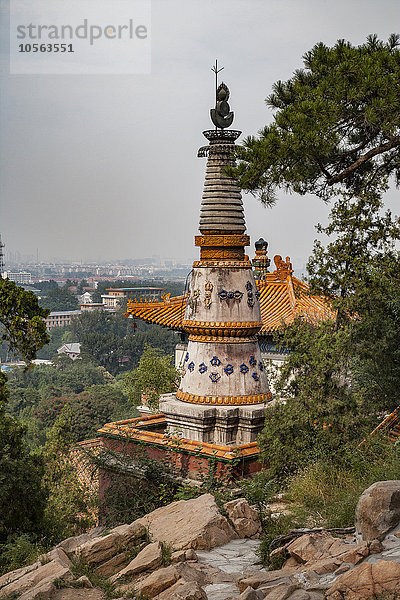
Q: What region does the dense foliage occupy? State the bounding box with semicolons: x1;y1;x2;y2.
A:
6;360;134;445
233;35;400;203
123;344;180;410
0;278;49;365
41;405;96;541
38;286;79;312
0;413;46;543
259;191;400;481
0;280;49;563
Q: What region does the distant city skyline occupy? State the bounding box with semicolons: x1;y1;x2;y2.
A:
1;0;399;268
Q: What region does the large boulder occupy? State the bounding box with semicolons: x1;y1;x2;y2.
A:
223;498;262;538
0;558;74;598
155;580;207;600
326;559;400;599
110;541;163;582
285;531;369;567
75;521;146;565
137;493;238;551
355;480;400;541
135;564;180;598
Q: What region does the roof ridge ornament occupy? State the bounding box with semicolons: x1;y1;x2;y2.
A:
274;255;294;280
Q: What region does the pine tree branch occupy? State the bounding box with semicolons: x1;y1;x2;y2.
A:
327;137;400;185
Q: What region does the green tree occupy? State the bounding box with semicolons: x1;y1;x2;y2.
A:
69;310;179;374
39;286;79;312
0;279;49;542
233;35;400;204
259;192;400;479
36;326;73;360
123;345;179;410
41;404;95;540
34;383;130;441
0;278;49;365
0;414;47;542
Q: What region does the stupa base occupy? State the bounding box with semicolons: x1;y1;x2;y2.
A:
97;412;263;481
159;393;266;445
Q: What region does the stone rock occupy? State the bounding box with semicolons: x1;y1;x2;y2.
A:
368;539;384;554
76;575;93;588
76;521;146;566
0;561;41;590
42;548;72;569
240;585;261;599
135;564;180;598
262;583;296;599
355;480;400;541
94;552;128;577
334;563;351;576
284;557;300;568
137;494;237;551
285;531;369;571
224;498;262;538
326;559;400;599
76;532;121;565
288;591;324;600
57;527;105;555
19;581;56;600
171;549;187;563
0;560;74;597
171;549;198;563
175;561;232;586
52;589;106;600
286;591;312;600
185;549;198;561
306;557;342;575
155;579;207;599
238;568;299;593
110;541;163;582
110;521;147;544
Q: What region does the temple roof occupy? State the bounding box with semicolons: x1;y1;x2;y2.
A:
125;255;335;335
125;293;187;332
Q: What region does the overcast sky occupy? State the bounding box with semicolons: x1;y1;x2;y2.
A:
1;0;399;269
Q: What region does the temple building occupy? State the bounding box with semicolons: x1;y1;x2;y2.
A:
97;78;333;478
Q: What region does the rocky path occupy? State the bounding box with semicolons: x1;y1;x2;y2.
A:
197;539;264;599
4;483;400;600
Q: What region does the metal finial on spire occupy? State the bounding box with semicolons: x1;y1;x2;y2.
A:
210;60;234;129
0;234;4;276
211;59;224;97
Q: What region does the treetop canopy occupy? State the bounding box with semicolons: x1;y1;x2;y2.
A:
233;34;400;203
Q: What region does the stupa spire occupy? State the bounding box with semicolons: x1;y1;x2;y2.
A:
197;74;247;261
160;69;271;445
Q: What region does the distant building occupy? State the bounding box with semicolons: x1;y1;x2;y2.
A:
101;287;165;309
3;271;32;284
79;291;94;304
32;359;53;366
45;310;81;330
57;342;81;360
80;302;114;312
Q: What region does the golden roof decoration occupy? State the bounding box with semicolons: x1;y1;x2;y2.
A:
124;255;335;334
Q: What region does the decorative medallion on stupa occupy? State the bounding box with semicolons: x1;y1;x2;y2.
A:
158;64;272;444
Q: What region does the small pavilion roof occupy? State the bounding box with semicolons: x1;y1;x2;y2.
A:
125;255;335;335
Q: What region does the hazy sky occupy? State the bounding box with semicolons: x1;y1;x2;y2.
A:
1;0;399;268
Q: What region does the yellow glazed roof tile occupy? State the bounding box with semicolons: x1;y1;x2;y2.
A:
124;257;335;334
